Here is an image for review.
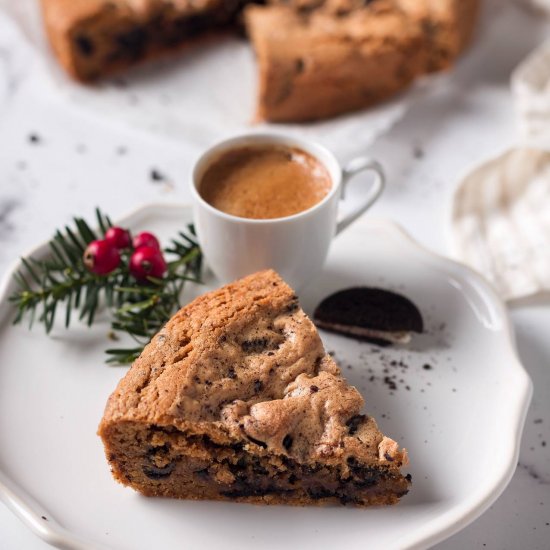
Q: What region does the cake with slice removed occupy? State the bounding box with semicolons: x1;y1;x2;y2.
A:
40;0;480;122
98;269;411;506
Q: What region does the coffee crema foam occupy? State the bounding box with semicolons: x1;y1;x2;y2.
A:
199;145;332;220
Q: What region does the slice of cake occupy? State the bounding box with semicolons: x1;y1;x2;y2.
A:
98;270;410;506
244;1;428;122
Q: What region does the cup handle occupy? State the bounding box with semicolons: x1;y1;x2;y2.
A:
336;157;385;235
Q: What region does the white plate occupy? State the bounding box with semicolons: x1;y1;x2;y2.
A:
0;203;532;550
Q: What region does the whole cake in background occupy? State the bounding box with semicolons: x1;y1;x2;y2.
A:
40;0;480;122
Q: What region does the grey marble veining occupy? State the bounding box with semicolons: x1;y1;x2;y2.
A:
0;197;19;237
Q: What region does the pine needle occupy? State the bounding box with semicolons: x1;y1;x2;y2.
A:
10;209;202;365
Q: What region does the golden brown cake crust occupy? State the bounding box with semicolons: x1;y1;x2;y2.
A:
98;270;410;506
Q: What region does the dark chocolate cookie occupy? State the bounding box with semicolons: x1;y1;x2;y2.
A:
314;287;423;345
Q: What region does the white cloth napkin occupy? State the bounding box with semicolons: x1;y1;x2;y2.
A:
450;148;550;302
512;39;550;146
451;15;550;304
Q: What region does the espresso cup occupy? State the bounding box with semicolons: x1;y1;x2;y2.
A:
191;133;384;289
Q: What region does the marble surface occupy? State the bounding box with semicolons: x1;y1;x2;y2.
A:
0;1;549;549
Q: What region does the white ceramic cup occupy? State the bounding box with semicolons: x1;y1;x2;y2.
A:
191;133;385;289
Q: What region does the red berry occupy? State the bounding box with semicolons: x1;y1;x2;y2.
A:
105;226;131;249
129;246;167;281
83;240;120;275
132;232;160;251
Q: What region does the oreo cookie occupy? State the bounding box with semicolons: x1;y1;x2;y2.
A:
313;288;423;346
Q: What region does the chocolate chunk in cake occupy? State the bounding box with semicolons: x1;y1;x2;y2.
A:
314;287;423;346
98;270;411;506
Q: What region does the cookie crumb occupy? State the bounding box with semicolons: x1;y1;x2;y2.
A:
412;145;424;159
150;168;165;182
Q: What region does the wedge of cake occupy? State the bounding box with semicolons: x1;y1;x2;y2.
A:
98;270;410;506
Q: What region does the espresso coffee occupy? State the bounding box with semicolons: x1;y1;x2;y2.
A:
199;145;332;219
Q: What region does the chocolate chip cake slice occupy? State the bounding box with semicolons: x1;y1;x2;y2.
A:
98;270;411;506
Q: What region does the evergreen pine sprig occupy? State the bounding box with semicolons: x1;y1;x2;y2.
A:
9;209;202;364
